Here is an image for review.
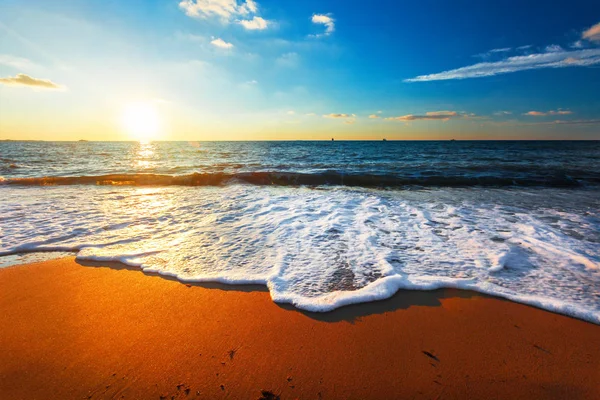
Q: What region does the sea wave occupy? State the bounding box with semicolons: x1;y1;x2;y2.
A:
1;185;599;324
2;171;597;188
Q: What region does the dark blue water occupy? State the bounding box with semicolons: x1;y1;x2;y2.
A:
1;141;599;187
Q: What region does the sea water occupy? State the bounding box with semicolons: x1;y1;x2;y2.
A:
1;141;599;323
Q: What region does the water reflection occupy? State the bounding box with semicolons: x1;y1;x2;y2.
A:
133;141;156;170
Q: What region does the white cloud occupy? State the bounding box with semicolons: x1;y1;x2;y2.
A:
179;0;270;29
0;73;64;90
493;111;512;116
179;0;254;19
385;111;460;121
490;47;511;53
545;44;563;52
523;110;573;116
287;110;295;115
0;54;37;70
516;45;532;50
211;38;234;48
238;16;269;30
582;21;600;42
369;114;380;119
404;48;600;82
571;40;584;49
245;0;257;13
311;14;335;37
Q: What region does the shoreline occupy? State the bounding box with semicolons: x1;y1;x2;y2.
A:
1;258;599;399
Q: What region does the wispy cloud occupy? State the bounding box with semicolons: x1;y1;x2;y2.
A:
571;40;584;49
211;38;234;49
405;48;600;82
524;110;573;116
0;54;37;70
582;21;600;42
550;119;600;125
275;52;299;68
516;119;600;126
368;114;380;119
179;0;270;29
0;73;64;90
493;110;512;116
385;111;460;121
474;47;512;58
311;14;335;37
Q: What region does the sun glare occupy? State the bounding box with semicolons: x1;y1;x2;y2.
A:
121;102;161;141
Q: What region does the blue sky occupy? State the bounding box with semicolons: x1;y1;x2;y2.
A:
0;0;599;140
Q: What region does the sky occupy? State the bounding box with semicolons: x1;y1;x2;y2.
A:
0;0;599;140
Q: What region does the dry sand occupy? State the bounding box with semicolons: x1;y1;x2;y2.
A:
0;257;598;399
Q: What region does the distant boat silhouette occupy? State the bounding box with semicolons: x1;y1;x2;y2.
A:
79;139;88;142
383;138;387;142
450;139;456;141
331;138;334;141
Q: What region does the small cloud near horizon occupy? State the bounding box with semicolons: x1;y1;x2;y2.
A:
0;73;64;90
524;110;573;116
324;113;356;123
385;111;460;121
324;113;355;118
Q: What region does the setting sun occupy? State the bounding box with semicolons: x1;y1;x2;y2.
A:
121;102;160;141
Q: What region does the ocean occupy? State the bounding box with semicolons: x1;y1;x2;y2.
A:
1;140;599;323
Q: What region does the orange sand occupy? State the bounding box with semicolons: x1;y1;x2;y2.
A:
0;258;599;399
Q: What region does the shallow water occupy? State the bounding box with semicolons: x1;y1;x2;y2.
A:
1;141;599;323
1;184;598;323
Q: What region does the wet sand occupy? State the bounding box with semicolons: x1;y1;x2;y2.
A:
0;257;598;399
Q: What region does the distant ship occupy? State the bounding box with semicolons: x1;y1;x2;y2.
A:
331;138;334;141
383;138;387;142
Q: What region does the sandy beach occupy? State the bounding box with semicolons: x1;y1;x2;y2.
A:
0;257;599;400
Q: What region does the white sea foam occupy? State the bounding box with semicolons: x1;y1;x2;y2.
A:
1;185;599;324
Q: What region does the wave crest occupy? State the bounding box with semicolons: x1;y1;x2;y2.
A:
2;171;593;188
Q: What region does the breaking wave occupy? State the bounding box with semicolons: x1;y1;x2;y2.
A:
2;171;597;188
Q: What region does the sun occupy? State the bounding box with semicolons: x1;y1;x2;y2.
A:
121;102;161;141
